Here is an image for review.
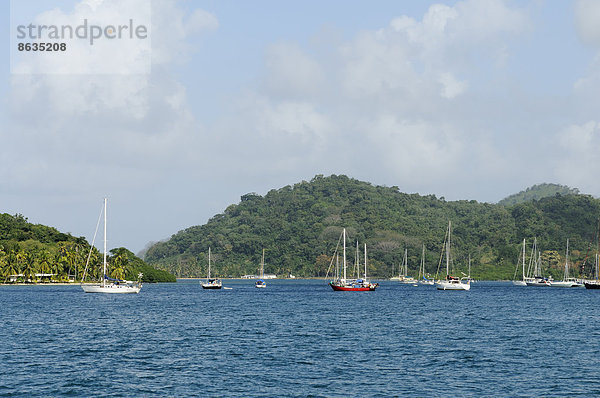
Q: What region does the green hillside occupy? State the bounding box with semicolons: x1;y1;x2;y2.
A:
498;183;579;206
0;213;175;283
145;175;600;280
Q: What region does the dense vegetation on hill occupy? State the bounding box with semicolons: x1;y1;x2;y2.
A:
145;175;600;280
498;183;580;206
0;213;175;283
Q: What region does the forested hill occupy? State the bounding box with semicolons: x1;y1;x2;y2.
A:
498;183;580;206
144;175;600;280
0;213;175;283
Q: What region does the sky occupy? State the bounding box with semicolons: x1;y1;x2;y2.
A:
2;0;600;254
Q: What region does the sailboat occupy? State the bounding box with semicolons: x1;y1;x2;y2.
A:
512;239;528;286
81;198;142;294
201;247;222;289
398;249;416;284
550;239;583;287
525;238;550;286
329;228;378;291
436;221;470;291
255;249;267;288
585;253;600;289
584;219;600;289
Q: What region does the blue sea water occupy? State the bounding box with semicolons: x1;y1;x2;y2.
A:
1;280;600;397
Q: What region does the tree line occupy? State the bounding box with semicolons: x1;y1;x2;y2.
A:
0;213;175;283
144;175;600;280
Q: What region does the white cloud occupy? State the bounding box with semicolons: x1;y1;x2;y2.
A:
5;0;216;196
438;72;467;99
223;0;531;199
575;0;600;47
11;0;152;74
362;115;463;180
185;9;219;34
555;121;600;191
340;0;527;103
263;43;325;99
150;0;218;65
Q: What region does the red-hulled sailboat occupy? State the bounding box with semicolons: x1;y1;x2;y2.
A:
329;228;378;291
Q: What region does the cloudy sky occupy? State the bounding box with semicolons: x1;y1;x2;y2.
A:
2;0;600;253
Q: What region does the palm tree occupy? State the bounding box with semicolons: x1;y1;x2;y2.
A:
4;250;19;283
110;265;126;281
110;253;128;281
0;248;8;283
38;250;52;282
20;251;37;283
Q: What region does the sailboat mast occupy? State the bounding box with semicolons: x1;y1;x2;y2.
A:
468;254;471;278
343;228;347;281
597;219;600;281
364;243;367;279
565;239;569;280
208;247;211;279
404;248;408;276
103;198;107;288
446;221;451;276
261;248;265;278
421;243;425;279
356;240;359;280
522;238;526;280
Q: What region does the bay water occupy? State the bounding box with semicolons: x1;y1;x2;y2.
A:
1;280;600;397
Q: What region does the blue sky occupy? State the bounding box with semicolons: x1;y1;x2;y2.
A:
2;0;600;253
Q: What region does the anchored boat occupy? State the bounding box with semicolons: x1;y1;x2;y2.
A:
328;228;378;291
81;198;142;294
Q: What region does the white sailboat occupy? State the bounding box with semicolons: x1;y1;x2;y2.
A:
398;248;416;283
512;238;528;286
436;221;470;291
255;248;267;288
81;198;142;294
550;239;583;288
201;247;222;289
525;237;550;286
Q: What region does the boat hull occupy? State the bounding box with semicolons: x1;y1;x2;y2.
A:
436;281;470;291
81;284;141;294
585;281;600;289
512;281;527;286
550;281;584;288
329;282;377;291
201;284;222;289
525;281;550;287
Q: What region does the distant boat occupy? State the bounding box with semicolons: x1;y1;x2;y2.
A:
255;249;267;288
397;248;416;284
201;247;222;289
512;239;527;286
81;198;142;294
329;228;378;291
584;220;600;289
550;239;583;288
525;238;550;287
585;253;600;289
436;221;470;291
